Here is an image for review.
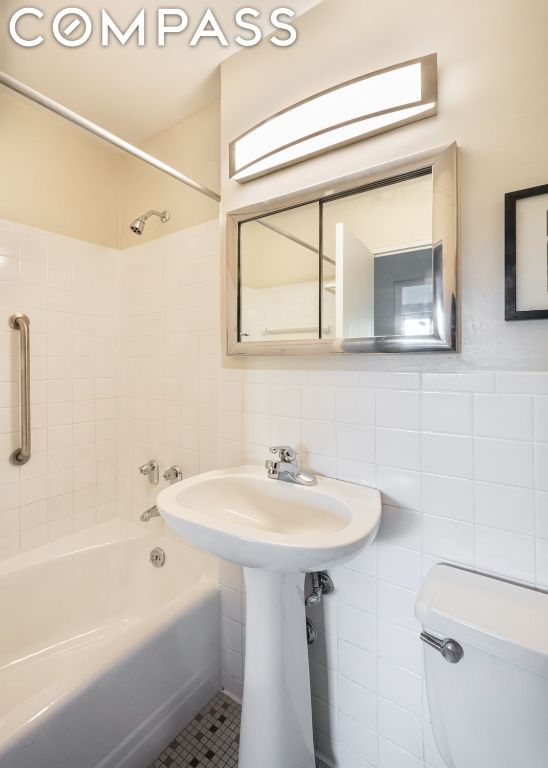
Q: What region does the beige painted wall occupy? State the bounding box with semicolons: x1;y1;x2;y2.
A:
220;0;548;370
119;101;220;249
0;90;220;249
0;89;120;247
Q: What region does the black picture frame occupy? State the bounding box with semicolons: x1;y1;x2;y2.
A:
505;183;548;320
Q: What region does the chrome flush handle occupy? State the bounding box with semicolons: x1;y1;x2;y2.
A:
420;631;464;663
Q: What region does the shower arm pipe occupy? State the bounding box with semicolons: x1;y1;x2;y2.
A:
0;71;221;204
141;210;169;222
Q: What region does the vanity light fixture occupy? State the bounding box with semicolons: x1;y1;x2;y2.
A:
229;53;438;182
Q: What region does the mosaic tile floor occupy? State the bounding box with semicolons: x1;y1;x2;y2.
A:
150;692;239;768
149;690;328;768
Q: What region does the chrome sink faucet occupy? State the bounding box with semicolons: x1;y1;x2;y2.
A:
265;446;318;486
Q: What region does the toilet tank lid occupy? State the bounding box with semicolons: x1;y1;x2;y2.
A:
416;564;548;675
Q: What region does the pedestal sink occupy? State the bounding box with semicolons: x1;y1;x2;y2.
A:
157;465;381;768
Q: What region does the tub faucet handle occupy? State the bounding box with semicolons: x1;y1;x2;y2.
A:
139;459;159;486
163;465;183;484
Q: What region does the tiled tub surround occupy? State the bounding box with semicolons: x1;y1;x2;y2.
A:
0;218;221;558
0;219;118;560
117;221;221;522
218;369;548;768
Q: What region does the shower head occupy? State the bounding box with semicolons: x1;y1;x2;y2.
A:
130;209;170;235
130;218;146;236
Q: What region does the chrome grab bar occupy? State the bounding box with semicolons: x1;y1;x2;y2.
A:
9;313;31;465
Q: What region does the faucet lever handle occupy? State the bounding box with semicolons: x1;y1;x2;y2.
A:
138;459;159;486
269;445;297;463
163;464;183;484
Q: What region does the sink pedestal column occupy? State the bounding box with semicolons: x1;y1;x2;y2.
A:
239;568;315;768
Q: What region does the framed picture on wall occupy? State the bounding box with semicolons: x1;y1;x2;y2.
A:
505;183;548;320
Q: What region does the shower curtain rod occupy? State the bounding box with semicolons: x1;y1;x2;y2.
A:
0;71;221;203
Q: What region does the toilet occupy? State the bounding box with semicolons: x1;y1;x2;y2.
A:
416;564;548;768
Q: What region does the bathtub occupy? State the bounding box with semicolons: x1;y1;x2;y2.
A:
0;519;221;768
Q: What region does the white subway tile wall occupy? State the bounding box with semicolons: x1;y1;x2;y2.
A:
116;220;221;520
218;366;548;768
2;217;548;768
0;219;118;557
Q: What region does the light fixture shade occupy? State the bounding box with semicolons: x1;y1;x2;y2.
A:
229;53;437;183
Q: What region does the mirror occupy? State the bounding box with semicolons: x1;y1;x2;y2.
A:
239;202;320;341
227;143;457;354
321;172;433;339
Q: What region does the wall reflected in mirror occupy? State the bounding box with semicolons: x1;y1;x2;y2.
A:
239;202;320;342
321;171;433;339
237;169;434;344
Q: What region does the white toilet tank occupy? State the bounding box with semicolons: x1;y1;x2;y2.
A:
416;564;548;768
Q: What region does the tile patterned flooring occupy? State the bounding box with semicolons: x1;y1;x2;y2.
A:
150;692;239;768
149;691;328;768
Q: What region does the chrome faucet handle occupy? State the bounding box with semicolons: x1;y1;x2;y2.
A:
163;465;183;484
269;445;297;463
138;459;159;486
266;445;317;486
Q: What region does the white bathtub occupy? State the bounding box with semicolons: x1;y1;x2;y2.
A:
0;519;221;768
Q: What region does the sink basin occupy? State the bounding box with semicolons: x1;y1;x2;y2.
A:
157;464;381;768
157;465;381;572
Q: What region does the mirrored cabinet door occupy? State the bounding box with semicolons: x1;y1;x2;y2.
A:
239;202;320;343
228;143;457;355
321;170;433;339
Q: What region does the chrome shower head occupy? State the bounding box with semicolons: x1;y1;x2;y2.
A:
130;209;170;236
130;218;146;235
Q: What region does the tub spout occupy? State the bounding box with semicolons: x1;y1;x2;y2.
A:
140;505;160;522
